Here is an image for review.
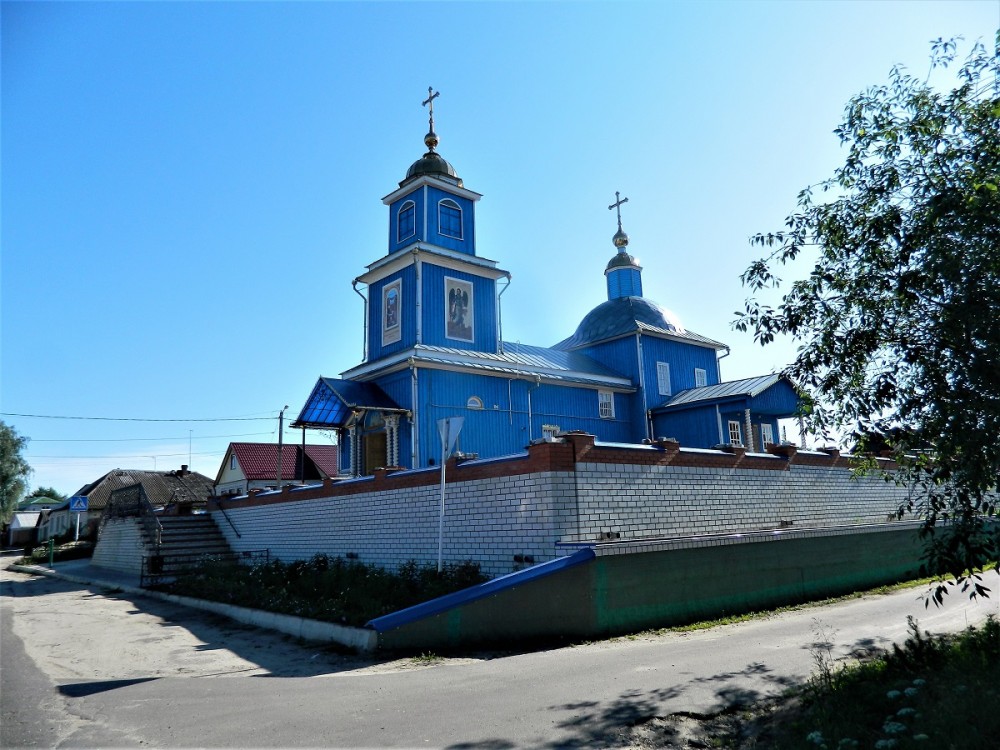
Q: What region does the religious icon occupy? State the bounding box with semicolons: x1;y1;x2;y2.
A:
445;277;473;342
382;280;401;345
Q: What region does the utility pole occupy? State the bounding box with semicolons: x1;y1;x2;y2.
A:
276;405;289;489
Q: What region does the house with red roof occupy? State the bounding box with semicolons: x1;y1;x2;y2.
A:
215;442;340;496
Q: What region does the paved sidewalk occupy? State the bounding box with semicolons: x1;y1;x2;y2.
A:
11;557;146;594
8;556;378;651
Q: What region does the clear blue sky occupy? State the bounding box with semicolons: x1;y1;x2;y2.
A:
3;1;997;496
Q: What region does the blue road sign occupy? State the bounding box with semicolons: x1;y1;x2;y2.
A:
69;495;88;512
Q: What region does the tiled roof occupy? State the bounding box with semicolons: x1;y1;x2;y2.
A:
229;442;339;481
303;445;340;477
74;467;214;510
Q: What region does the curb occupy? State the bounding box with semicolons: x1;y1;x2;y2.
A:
10;563;378;652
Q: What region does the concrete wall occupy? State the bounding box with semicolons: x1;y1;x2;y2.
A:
374;524;926;651
91;518;149;576
210;433;913;578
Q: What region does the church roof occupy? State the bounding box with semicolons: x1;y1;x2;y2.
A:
655;374;800;418
553;296;727;351
293;378;404;429
403;151;461;185
413;342;634;388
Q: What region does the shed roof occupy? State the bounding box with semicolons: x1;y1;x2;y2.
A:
73;467;214;510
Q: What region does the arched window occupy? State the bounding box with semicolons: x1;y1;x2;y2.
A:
438;199;462;239
466;396;483;410
397;200;415;242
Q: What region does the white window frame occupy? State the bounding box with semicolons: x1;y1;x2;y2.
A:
466;396;483;410
598;390;615;419
694;367;707;388
541;424;560;440
230;454;237;471
397;200;416;243
761;423;774;447
438;199;463;239
728;420;742;445
656;362;672;397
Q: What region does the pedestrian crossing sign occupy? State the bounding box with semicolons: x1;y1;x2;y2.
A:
69;496;88;512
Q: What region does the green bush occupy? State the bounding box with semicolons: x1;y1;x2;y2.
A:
167;554;487;627
24;540;95;564
776;615;1000;749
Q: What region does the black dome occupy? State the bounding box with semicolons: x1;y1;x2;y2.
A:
404;151;461;184
606;252;641;271
555;296;686;350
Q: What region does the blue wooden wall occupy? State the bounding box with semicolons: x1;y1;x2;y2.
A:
420;265;498;352
369;266;418;359
386;186;476;257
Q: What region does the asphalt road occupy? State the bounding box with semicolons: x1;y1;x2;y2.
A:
2;555;997;748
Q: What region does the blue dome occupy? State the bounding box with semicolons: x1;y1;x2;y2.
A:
554;296;686;350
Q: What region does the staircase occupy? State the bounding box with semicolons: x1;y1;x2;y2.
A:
140;515;236;586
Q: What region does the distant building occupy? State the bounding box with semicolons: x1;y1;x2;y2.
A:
214;442;340;496
38;465;213;541
292;95;801;475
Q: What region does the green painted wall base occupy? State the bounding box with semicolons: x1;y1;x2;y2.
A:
375;527;924;652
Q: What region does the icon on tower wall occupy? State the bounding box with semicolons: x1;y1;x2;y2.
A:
445;277;473;342
383;280;401;345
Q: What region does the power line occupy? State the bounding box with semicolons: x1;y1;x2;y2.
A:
29;431;274;443
2;412;275;423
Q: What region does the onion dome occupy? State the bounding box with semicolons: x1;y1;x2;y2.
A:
402;86;462;186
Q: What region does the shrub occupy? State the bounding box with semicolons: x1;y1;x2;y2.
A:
167;555;488;627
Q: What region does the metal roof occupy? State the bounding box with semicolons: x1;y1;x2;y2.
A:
293;378;402;429
554;296;727;351
417;342;631;384
660;374;785;408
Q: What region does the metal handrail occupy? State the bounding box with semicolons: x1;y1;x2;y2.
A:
211;496;242;539
141;549;270;588
105;484;162;549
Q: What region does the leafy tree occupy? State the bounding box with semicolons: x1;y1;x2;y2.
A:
736;36;1000;601
27;486;67;503
1;421;33;524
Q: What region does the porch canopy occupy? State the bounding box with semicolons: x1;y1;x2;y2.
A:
655;374;800;417
291;377;405;429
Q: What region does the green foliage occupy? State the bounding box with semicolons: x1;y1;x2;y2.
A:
773;616;1000;749
26;486;67;503
735;36;1000;594
168;554;487;627
1;421;33;525
24;541;95;564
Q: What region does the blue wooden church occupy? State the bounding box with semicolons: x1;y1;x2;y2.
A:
293;91;800;476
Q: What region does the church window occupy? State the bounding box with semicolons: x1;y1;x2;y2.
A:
656;362;672;396
695;368;707;388
761;423;774;447
467;396;483;410
542;424;560;440
728;420;742;445
230;454;237;471
598;390;615;419
397;200;415;242
439;199;463;239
